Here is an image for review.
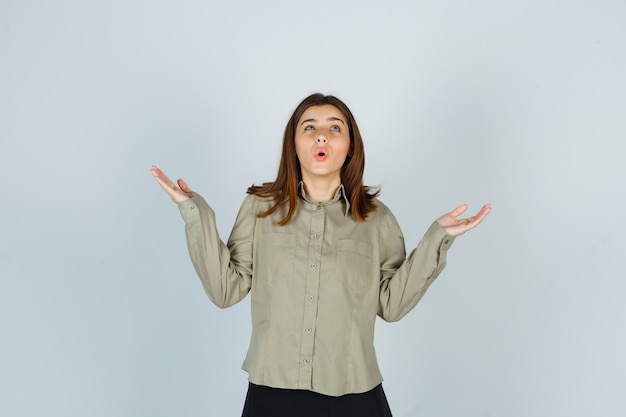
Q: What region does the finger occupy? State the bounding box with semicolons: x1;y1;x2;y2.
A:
178;178;193;194
464;204;492;229
154;174;178;195
151;166;183;201
448;204;468;219
151;166;176;189
473;203;492;222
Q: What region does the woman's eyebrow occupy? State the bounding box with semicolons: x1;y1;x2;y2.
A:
300;117;345;126
328;117;345;125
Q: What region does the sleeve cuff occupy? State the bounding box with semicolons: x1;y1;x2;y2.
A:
177;195;208;222
424;221;456;251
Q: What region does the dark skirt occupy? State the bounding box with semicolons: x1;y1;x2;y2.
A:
241;382;393;417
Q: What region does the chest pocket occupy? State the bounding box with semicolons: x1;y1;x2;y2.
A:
256;233;297;285
336;239;373;290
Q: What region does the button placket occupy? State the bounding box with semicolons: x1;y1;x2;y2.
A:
298;202;325;387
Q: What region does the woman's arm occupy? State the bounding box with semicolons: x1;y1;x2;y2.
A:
378;203;491;321
151;165;254;308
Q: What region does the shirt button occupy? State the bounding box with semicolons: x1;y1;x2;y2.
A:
303;359;310;364
308;296;314;301
311;263;317;269
189;204;195;209
444;239;449;244
316;205;322;210
306;327;312;333
313;234;320;240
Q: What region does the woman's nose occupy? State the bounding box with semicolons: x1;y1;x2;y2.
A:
316;134;327;143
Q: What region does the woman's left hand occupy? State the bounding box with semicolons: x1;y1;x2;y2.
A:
436;203;492;237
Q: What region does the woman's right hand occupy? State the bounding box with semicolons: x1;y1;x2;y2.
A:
151;165;196;203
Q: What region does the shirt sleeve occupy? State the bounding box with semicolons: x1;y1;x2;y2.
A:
377;206;455;322
178;194;256;308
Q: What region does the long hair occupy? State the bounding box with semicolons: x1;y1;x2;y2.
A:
247;93;379;225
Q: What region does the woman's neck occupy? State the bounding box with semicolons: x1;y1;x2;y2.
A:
301;178;341;203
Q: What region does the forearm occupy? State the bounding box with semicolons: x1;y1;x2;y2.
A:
179;195;252;308
378;222;455;322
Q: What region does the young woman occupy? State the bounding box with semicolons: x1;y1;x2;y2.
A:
151;93;491;417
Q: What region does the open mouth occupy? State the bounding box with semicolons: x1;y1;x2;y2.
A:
315;149;328;161
315;147;328;162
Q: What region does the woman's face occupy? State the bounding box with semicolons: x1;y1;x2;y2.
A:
295;104;351;187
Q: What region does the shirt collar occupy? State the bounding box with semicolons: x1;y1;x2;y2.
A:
298;182;351;217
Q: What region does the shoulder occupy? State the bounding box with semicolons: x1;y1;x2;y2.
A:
361;198;399;231
239;193;277;215
368;198;394;220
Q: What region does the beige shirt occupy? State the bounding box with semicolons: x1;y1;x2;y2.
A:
178;185;455;397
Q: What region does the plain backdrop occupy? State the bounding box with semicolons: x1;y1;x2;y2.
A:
1;1;625;416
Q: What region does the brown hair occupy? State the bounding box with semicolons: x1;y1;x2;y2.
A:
247;93;379;225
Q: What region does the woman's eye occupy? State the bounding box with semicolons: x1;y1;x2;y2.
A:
331;125;341;132
304;125;314;131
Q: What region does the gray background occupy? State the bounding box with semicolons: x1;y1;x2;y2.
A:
1;0;624;416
